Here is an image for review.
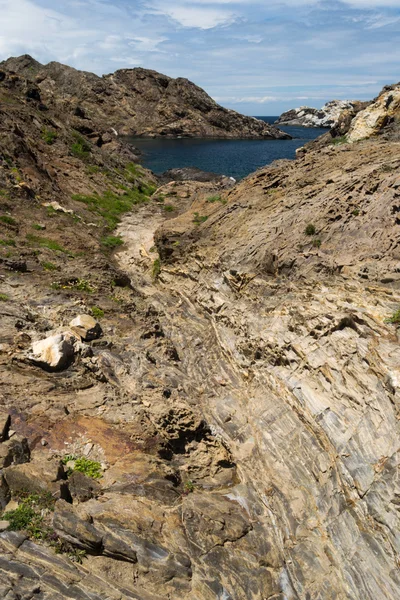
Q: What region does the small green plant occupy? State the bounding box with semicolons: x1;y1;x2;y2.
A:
332;136;347;146
42;261;58;271
386;309;400;325
207;194;226;205
70;132;91;160
183;480;195;494
101;235;124;249
163;205;175;212
10;167;22;183
0;293;9;301
0;238;16;247
3;491;55;541
32;223;46;230
305;224;316;236
152;258;161;280
26;234;67;253
352;208;360;216
312;238;321;248
86;165;101;174
91;306;104;319
74;279;94;293
0;215;17;226
41;128;57;145
193;212;208;225
62;455;102;479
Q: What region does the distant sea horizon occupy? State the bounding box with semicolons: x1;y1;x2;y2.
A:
128;117;326;181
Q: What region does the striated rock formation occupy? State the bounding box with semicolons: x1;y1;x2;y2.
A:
1;54;290;140
276;99;368;128
1;59;400;599
348;82;400;142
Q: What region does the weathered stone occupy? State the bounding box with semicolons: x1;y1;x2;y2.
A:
29;332;76;371
4;454;65;495
0;437;30;469
0;521;9;532
69;315;102;342
68;471;101;502
0;410;11;442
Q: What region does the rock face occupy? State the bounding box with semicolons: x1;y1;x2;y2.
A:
1;54;290;140
276;99;368;127
2;58;400;599
348;83;400;142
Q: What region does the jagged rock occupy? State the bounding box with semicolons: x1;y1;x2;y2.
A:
276;100;365;128
348;84;400;142
29;331;76;371
4;454;65;495
69;315;102;342
68;471;101;502
1;55;291;140
0;437;30;469
0;411;11;442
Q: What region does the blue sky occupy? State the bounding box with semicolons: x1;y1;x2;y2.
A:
0;0;399;115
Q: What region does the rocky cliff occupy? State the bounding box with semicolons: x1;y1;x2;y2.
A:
1;63;400;600
276;99;369;128
0;54;290;140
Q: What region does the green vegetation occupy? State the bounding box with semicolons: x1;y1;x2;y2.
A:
193;212;208;225
312;239;321;248
0;215;17;226
352;208;360;216
70;132;91;160
3;491;55;541
0;189;10;198
10;167;22;183
101;235;123;249
51;278;95;293
206;194;226;205
91;306;104;319
183;480;195;494
0;293;9;301
26;234;67;253
86;165;102;174
0;238;16;247
32;223;46;230
331;136;347;146
305;223;316;236
72;188;149;230
163;204;175;212
42;261;58;271
62;455;102;479
46;206;58;218
41;127;57;145
152;258;161;280
386;309;400;325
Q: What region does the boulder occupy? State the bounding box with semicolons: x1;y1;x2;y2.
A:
4;454;65;496
69;315;102;342
29;331;76;371
0;437;30;469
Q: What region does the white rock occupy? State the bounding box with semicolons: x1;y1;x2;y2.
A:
29;332;76;371
69;314;102;342
0;520;10;532
43;201;74;215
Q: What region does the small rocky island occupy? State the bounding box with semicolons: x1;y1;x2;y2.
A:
1;54;290;140
276;99;369;127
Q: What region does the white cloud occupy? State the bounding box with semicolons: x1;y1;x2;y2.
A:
149;3;238;28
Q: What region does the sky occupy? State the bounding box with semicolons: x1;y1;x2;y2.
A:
0;0;399;115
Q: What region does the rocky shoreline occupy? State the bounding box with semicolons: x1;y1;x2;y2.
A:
276;99;369;128
1;57;400;599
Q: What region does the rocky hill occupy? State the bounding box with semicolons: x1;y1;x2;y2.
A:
276;99;369;128
1;62;400;600
1;54;290;140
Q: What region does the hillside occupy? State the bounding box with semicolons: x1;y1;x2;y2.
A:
1;63;400;600
1;54;290;140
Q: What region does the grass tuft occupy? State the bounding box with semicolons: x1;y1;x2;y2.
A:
305;223;316;236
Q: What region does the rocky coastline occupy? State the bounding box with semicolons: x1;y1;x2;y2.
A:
276;99;369;128
1;57;400;599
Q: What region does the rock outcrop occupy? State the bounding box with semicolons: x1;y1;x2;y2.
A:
347;82;400;142
276;99;368;128
1;54;290;140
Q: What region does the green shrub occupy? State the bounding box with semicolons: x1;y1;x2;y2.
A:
0;238;16;246
152;258;161;280
62;455;102;479
193;212;208;225
3;491;55;541
0;293;9;301
386;309;400;325
101;235;124;249
26;234;66;253
91;306;104;319
0;215;17;226
352;208;360;216
163;205;175;212
207;194;227;205
183;480;195;494
32;223;46;230
70;132;91;160
305;224;316;236
41;128;57;145
312;239;321;248
73;188;149;230
42;261;58;271
331;136;347;145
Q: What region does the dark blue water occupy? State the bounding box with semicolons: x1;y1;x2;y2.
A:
127;117;326;180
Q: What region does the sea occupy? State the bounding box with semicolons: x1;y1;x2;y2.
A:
126;117;326;181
